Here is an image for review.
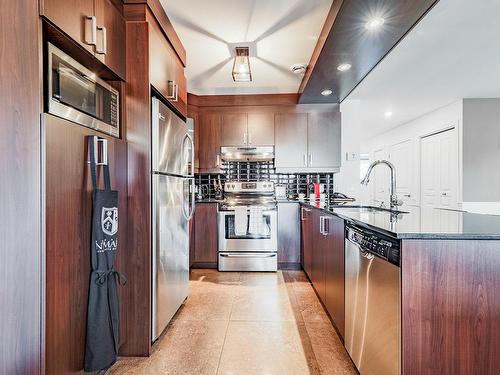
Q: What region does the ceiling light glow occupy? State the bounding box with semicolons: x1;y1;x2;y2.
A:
385;111;393;118
365;17;385;31
321;89;333;96
337;63;352;72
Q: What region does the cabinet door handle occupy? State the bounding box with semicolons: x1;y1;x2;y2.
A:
243;132;247;144
303;154;307;166
319;216;325;235
84;16;97;45
166;81;176;99
309;154;313;166
173;83;179;102
216;154;221;167
96;26;107;55
300;207;311;221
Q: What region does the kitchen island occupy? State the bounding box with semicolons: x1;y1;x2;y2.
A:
300;201;500;375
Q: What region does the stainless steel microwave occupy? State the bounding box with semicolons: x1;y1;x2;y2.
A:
46;43;119;137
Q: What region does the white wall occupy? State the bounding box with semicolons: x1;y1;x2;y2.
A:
336;100;363;200
339;100;463;206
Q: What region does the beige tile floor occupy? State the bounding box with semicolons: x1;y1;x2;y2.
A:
107;270;357;375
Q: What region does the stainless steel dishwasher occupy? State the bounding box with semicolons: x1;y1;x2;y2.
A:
344;223;401;375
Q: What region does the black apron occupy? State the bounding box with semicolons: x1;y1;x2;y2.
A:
84;138;125;372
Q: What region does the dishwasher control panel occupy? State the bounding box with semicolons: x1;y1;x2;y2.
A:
346;224;400;266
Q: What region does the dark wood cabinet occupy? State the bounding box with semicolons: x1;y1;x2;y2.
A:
44;114;128;374
324;214;345;339
308;112;341;169
278;203;301;267
41;0;95;53
198;113;222;172
311;210;326;302
275;113;308;169
193;203;218;266
220;112;275;147
301;206;313;278
302;206;345;338
94;0;126;78
41;0;126;79
222;113;248;146
248;112;275;146
149;15;187;117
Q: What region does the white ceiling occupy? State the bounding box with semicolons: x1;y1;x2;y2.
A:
160;0;333;95
341;0;500;139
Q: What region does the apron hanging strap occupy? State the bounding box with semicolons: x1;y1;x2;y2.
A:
89;136;112;191
89;136;98;190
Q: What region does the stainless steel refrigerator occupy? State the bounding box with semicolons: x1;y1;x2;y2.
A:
151;97;194;342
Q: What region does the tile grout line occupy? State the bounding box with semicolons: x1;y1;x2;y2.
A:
215;272;241;375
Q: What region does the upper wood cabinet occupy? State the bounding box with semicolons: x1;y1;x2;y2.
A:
222;113;248;146
149;17;187;117
41;0;95;54
94;0;126;79
308;112;341;169
275;113;309;169
41;0;126;79
275;112;341;172
324;213;345;339
198;113;222;172
221;112;275;147
248;113;274;146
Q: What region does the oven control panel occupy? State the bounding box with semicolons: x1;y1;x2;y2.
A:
224;181;275;193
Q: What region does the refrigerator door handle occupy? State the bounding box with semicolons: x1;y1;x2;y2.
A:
186;133;195;177
187;178;195;221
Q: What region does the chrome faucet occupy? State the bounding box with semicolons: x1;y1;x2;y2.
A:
360;160;402;209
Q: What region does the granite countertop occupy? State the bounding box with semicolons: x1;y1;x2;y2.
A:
300;201;500;240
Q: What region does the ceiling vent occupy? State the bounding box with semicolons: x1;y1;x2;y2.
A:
290;63;307;75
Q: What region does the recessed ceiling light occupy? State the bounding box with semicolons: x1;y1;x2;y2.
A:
385;111;393;118
321;89;333;96
365;17;385;31
337;63;352;72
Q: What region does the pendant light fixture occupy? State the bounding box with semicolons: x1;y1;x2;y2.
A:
232;47;252;82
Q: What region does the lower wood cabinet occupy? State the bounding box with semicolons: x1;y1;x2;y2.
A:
324;214;345;339
301;205;345;339
301;206;314;276
192;203;218;267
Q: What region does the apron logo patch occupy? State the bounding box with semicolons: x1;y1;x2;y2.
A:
101;207;118;236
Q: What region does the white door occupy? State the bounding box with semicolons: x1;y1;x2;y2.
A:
389;139;414;205
420;129;459;231
372;148;389;207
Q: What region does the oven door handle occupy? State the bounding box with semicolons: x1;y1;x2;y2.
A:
220;253;277;258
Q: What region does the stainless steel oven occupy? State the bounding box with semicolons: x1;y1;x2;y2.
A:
46;43;119;137
218;181;278;271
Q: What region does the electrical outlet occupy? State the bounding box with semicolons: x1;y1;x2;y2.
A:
345;152;359;161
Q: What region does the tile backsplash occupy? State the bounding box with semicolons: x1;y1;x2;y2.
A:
195;160;336;200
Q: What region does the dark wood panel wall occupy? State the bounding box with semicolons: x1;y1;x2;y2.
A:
401;239;500;374
122;13;152;356
0;2;43;374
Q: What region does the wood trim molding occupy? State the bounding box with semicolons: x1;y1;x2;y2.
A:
123;0;186;66
187;93;299;107
298;0;343;94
